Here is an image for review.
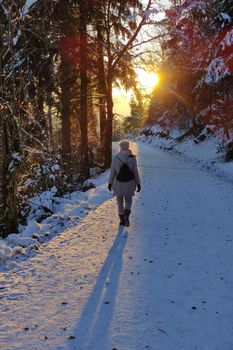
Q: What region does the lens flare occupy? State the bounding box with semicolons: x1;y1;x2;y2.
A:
135;68;160;92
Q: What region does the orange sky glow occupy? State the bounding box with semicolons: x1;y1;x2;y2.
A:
113;69;160;117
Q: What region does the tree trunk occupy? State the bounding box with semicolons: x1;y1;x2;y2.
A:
47;98;53;149
104;73;114;168
61;55;72;160
0;117;4;232
37;83;48;141
0;21;20;235
0;23;4;232
79;0;89;180
97;24;107;155
2;113;21;235
59;0;72;164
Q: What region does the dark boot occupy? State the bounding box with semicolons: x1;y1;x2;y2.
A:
119;214;125;226
124;209;131;227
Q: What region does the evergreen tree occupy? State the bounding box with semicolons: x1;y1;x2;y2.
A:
147;0;233;142
0;0;159;234
79;0;89;180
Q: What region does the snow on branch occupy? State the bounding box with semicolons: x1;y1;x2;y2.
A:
21;0;39;19
203;57;230;85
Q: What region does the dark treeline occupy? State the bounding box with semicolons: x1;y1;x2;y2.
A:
147;0;233;147
0;0;158;235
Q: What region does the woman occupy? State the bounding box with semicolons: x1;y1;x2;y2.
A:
108;140;141;226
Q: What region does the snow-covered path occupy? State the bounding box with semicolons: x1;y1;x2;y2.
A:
1;142;233;350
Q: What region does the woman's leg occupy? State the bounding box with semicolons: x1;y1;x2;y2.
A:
124;195;133;227
116;196;124;215
117;196;125;225
125;195;133;211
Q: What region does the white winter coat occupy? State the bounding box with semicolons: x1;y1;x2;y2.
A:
108;149;140;197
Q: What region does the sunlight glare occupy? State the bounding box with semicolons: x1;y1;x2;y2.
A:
136;68;160;92
113;86;131;117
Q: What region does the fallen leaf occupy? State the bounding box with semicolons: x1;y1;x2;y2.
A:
68;335;76;340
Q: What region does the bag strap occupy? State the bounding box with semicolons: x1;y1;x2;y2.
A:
116;156;128;165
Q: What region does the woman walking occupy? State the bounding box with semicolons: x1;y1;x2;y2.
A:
108;140;141;226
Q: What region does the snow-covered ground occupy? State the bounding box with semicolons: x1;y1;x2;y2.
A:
1;141;233;350
0;171;112;267
139;125;233;181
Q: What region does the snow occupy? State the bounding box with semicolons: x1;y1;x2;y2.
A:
143;8;159;18
0;171;112;265
219;12;232;25
202;27;233;85
183;0;207;14
139;127;233;181
1;142;233;349
12;29;22;46
7;234;38;248
220;28;233;50
21;0;38;19
51;164;60;171
203;57;230;84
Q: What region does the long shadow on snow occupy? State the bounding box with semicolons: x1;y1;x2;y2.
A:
66;225;128;350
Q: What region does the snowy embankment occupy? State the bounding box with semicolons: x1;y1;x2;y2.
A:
139;125;233;180
0;171;112;267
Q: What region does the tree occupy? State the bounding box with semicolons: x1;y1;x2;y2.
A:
147;0;233;144
0;0;162;235
2;110;22;235
58;0;73;164
123;94;143;134
89;0;154;167
79;0;90;180
104;0;153;167
0;2;23;234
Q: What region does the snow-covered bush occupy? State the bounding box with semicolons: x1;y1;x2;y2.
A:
17;148;74;225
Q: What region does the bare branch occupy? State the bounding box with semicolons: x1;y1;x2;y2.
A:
111;0;153;70
130;33;165;49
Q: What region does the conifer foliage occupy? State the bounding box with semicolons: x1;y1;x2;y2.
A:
148;0;233;142
0;0;153;235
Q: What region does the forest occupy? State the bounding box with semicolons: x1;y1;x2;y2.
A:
147;0;233;147
0;0;232;236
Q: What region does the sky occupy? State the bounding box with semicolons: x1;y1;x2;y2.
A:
113;88;131;118
113;0;169;117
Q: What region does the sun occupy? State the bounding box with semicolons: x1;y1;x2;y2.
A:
135;68;160;92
